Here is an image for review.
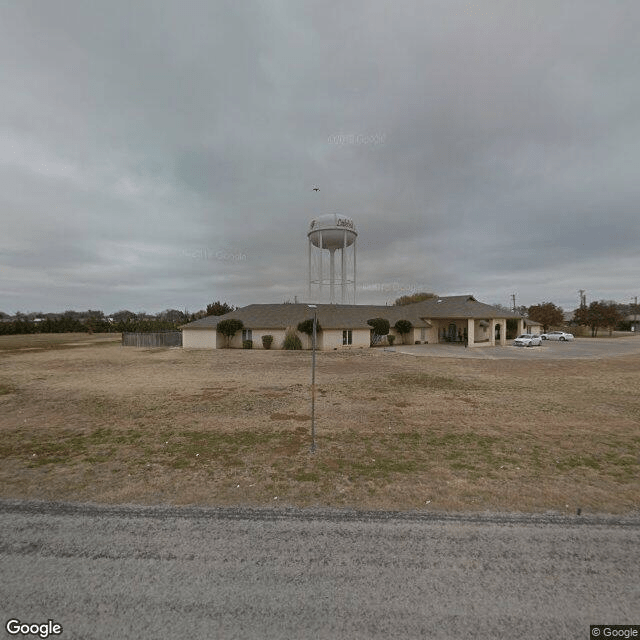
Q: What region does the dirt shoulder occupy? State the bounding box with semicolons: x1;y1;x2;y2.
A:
1;334;638;514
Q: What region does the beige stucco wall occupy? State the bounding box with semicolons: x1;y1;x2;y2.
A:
388;328;423;345
322;328;369;350
242;329;288;349
424;326;437;343
491;319;507;346
182;329;218;349
254;329;324;350
185;328;326;350
471;319;491;346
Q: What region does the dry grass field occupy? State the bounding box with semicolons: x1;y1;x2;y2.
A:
1;333;639;514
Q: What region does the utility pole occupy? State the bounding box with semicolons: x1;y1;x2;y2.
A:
308;305;318;452
511;294;516;313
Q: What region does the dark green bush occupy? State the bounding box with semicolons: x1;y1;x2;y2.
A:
297;318;322;336
394;319;413;344
261;335;274;349
283;328;302;350
217;319;244;348
367;317;390;336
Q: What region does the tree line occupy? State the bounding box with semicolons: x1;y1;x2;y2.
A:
0;301;235;336
2;294;637;337
511;301;637;337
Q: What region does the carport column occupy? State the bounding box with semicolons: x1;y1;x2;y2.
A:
517;318;524;335
467;318;475;347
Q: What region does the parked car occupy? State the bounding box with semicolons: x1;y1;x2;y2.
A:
540;331;574;341
513;334;542;347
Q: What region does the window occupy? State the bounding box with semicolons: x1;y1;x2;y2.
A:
242;329;252;342
342;329;352;345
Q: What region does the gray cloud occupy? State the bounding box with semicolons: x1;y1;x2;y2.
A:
1;0;638;315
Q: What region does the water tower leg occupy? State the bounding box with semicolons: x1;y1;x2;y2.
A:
330;249;335;304
318;231;323;300
341;231;346;304
353;240;356;304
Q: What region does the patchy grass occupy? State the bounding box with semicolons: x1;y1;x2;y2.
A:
0;332;120;353
0;381;16;395
0;339;639;513
388;372;482;391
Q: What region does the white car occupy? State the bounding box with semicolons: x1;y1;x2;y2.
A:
540;331;574;341
513;334;542;347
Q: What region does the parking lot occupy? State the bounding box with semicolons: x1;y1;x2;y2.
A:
397;334;640;359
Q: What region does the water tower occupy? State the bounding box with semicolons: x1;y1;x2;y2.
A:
308;214;357;304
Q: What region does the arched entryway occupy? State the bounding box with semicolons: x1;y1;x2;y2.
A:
493;322;504;345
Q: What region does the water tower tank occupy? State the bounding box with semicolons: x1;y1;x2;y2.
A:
308;214;357;249
307;214;357;304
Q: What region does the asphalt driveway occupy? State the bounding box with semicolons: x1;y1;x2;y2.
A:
396;334;640;359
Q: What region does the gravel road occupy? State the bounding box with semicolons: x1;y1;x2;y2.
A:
1;500;638;639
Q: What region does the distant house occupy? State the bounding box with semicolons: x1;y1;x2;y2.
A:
624;314;640;332
181;295;524;350
522;318;543;335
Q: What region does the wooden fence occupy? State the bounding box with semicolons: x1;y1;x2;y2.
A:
121;331;182;347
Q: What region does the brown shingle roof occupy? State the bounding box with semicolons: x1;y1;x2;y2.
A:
404;295;522;319
181;295;521;331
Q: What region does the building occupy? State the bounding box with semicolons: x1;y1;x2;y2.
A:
624;314;640;332
181;295;524;350
522;318;543;335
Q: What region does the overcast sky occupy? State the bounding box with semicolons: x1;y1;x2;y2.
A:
1;0;638;315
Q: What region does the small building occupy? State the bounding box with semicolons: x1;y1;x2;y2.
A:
181;295;524;350
522;318;543;335
624;314;640;332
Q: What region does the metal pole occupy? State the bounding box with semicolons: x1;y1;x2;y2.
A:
308;238;311;301
353;239;356;304
329;249;335;304
318;231;323;301
342;230;346;304
311;309;317;452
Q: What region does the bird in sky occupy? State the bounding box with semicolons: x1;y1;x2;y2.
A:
312;187;320;192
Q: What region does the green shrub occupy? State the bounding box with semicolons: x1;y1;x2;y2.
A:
217;318;244;348
242;340;253;349
283;328;302;350
367;317;390;346
261;335;274;349
394;319;413;344
297;318;322;336
387;335;395;346
367;317;390;335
